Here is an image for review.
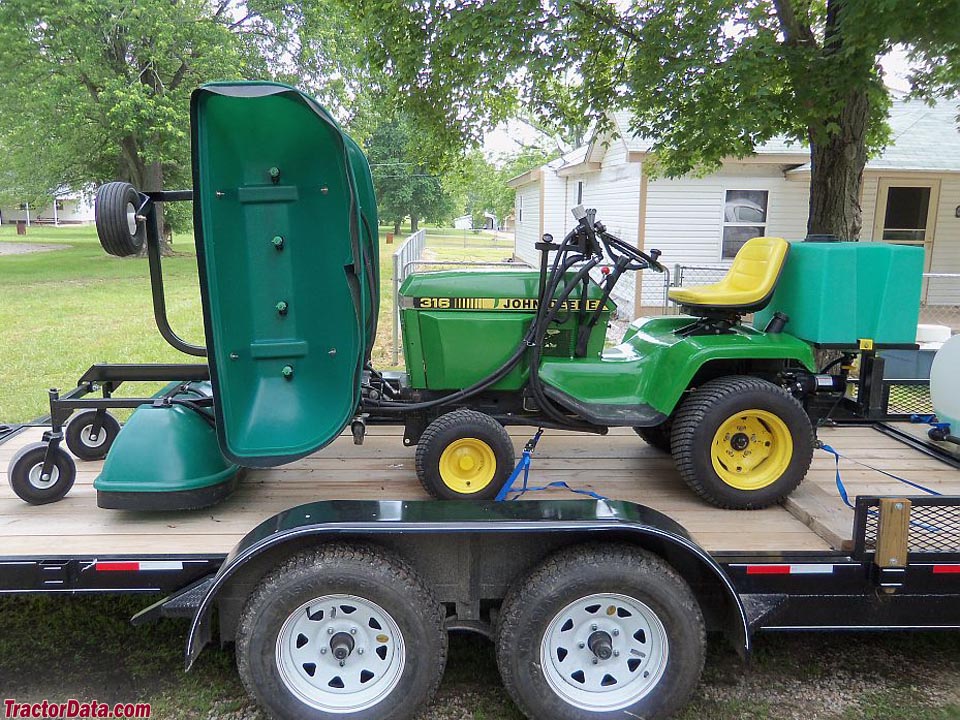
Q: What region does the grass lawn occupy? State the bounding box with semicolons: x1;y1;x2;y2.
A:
0;224;515;423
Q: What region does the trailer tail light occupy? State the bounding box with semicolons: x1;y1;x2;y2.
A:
95;560;184;572
932;565;960;574
745;564;835;575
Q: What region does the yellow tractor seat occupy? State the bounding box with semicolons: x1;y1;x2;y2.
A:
669;237;790;315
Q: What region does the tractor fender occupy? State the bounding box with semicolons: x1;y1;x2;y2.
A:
183;499;750;668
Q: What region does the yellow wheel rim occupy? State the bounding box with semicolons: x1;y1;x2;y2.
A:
438;438;497;494
710;409;793;491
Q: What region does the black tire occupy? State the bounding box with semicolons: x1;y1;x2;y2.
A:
7;442;77;504
633;421;672;453
496;543;706;720
415;409;515;501
95;181;145;257
671;375;814;509
236;544;447;720
65;410;121;461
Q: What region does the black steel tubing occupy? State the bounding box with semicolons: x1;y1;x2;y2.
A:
144;202;207;357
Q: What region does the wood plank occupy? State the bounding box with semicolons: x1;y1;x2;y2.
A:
783;483;856;551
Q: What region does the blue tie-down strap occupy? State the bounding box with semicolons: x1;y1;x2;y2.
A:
495;428;608;502
818;442;942;532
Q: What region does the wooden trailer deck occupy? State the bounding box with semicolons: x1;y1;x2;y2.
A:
2;424;959;557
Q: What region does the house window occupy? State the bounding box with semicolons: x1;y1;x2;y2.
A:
518;194;523;223
722;189;768;258
880;186;932;243
577;181;584;205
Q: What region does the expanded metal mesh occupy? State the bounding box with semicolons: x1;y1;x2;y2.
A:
884;383;934;416
860;499;960;555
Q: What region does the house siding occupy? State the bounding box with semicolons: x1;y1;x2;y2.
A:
644;164;810;269
514;182;542;264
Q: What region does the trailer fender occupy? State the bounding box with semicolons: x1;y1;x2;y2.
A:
184;499;750;668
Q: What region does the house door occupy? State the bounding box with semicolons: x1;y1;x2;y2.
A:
873;178;940;300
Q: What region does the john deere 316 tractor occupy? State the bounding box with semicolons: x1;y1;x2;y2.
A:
6;81;924;511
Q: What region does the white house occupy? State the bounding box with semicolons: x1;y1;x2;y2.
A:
508;99;960;318
0;191;95;226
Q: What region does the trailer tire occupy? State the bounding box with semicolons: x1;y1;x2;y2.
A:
8;442;77;504
671;375;813;509
236;544;446;720
415;409;514;501
496;542;705;720
633;421;672;453
95;182;145;257
65;410;121;461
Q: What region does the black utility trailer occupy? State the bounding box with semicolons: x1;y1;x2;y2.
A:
1;423;959;720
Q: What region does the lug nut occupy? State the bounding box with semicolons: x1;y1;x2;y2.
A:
578;642;585;649
612;629;619;637
327;627;334;635
276;300;289;316
271;235;284;250
591;624;598;631
350;628;357;635
282;365;294;380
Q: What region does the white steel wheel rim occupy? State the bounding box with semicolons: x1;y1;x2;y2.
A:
125;202;138;236
276;594;405;714
27;462;59;490
540;592;669;712
80;424;108;448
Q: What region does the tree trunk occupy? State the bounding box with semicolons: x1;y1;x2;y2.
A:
393;219;402;236
410;215;419;232
806;88;870;240
143;160;174;255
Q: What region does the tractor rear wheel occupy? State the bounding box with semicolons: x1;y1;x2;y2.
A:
671;376;813;509
633;422;672;453
95;181;145;257
415;409;515;501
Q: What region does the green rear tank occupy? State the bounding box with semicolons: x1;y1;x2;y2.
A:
754;239;924;345
399;270;614;390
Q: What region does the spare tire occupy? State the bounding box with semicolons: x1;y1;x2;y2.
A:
96;182;146;257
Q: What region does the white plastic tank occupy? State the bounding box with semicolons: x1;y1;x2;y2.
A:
930;334;960;434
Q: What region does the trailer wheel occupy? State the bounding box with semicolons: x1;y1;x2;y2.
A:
95;182;145;257
7;442;77;505
236;544;447;720
633;421;672;453
415;409;514;501
496;543;705;720
65;410;121;461
671;375;813;509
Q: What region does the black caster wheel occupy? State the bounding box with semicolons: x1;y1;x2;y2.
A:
65;410;121;461
95;181;146;257
7;442;77;504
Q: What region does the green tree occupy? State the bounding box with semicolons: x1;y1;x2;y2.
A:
0;0;377;239
446;147;555;228
365;117;453;234
356;0;960;238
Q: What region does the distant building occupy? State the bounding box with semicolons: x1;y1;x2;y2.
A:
0;190;94;226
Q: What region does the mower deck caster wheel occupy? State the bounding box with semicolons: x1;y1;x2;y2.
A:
7;442;77;504
66;410;121;461
416;409;515;501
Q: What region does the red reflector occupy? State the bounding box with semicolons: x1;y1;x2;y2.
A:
96;562;138;572
933;565;960;574
746;565;791;575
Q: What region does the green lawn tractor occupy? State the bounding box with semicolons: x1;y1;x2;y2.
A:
6;81;925;512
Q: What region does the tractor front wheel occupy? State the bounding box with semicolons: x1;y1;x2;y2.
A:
415;409;515;501
671;376;813;509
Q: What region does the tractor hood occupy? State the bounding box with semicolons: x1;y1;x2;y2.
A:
191;82;378;467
